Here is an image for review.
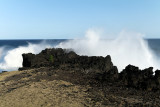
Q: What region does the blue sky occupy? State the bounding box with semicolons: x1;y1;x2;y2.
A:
0;0;160;39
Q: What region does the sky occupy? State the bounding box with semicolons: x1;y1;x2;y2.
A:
0;0;160;39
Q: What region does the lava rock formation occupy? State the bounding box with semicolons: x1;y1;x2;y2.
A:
19;48;160;91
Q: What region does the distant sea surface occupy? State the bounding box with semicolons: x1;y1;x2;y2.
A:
0;39;66;48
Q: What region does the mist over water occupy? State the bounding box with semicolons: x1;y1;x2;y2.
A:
0;29;159;72
56;29;160;71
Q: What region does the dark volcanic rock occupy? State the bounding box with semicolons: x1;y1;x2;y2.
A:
19;48;160;91
155;70;160;89
119;65;160;91
19;48;113;73
102;66;119;82
22;53;36;67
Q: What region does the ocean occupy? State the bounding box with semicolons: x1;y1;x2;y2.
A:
0;39;160;72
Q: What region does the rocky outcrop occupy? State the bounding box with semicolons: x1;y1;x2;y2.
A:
119;65;160;91
19;48;160;91
20;48;113;73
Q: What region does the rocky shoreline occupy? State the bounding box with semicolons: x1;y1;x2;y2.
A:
0;48;160;106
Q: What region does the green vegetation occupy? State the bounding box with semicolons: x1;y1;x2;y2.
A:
49;55;54;63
